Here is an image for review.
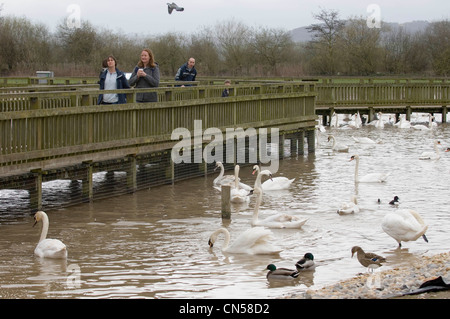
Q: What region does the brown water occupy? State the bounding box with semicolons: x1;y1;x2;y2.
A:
0;114;449;299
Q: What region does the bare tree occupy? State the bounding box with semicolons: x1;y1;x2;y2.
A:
306;8;345;75
339;18;384;75
249;27;294;75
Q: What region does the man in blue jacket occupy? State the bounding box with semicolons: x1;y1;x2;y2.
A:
175;57;197;85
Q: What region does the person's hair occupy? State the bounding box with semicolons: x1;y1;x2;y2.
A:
138;49;156;68
105;55;117;67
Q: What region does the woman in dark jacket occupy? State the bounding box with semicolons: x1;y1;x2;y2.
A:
128;49;160;103
97;55;130;105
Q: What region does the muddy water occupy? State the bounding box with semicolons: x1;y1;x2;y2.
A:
0;114;449;299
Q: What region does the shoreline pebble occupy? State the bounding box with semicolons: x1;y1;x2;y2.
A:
288;251;450;299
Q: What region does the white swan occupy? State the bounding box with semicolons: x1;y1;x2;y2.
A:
33;211;67;259
330;112;338;128
252;165;294;190
208;227;282;255
394;114;411;129
213;162;252;190
412;114;434;131
419;140;441;160
337;195;360;215
350;154;390;183
374;112;385;129
251;186;307;229
351;136;377;144
328;135;349;152
230;165;250;203
381;209;428;247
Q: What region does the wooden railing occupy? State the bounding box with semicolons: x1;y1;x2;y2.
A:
0;83;317;177
315;82;450;107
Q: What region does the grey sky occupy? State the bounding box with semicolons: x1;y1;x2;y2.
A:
2;0;449;35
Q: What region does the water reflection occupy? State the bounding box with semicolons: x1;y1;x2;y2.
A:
0;115;449;299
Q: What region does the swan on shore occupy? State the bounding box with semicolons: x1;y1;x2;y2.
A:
419;140;441;160
252;165;294;191
33;211;67;259
350;154;390;183
381;209;428;247
251;186;307;229
208;227;282;255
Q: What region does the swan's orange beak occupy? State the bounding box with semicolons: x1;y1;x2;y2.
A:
252;169;256;175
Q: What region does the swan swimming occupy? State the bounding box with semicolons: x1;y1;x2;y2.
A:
337;195;360;215
394;114;411;129
251;186;307;229
33;211;67;259
381;209;428;247
412;114;434;131
350;154;390;183
213;162;252;190
208;227;282;255
252;165;294;191
328;135;349;152
419;140;441;160
230;165;250;203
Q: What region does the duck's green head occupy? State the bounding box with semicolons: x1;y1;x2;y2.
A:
266;264;277;271
305;253;314;260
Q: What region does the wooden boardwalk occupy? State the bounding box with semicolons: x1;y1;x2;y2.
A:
0;82;317;210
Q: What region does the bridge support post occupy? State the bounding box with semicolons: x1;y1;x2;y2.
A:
126;154;137;193
278;134;285;159
442;106;447;123
221;185;231;219
406;106;412;121
306;129;315;153
29;169;42;211
297;131;305;155
81;161;93;202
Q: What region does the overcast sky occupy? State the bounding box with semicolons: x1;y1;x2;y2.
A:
2;0;449;35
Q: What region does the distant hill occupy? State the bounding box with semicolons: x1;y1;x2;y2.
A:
290;20;430;43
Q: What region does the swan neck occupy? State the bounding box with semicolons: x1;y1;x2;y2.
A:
234;166;239;188
252;192;262;224
354;157;359;182
39;214;49;242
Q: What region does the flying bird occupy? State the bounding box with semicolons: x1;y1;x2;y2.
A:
167;2;184;14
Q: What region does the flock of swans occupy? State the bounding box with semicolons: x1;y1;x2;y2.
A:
30;111;446;287
206;111;446;278
208;162;313;278
324;111;447;270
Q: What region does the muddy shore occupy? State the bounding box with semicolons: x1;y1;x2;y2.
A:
288;252;449;299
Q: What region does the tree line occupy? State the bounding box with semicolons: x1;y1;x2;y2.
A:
0;8;449;77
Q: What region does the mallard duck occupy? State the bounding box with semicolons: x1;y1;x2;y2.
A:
295;253;316;271
351;246;386;271
265;264;299;280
